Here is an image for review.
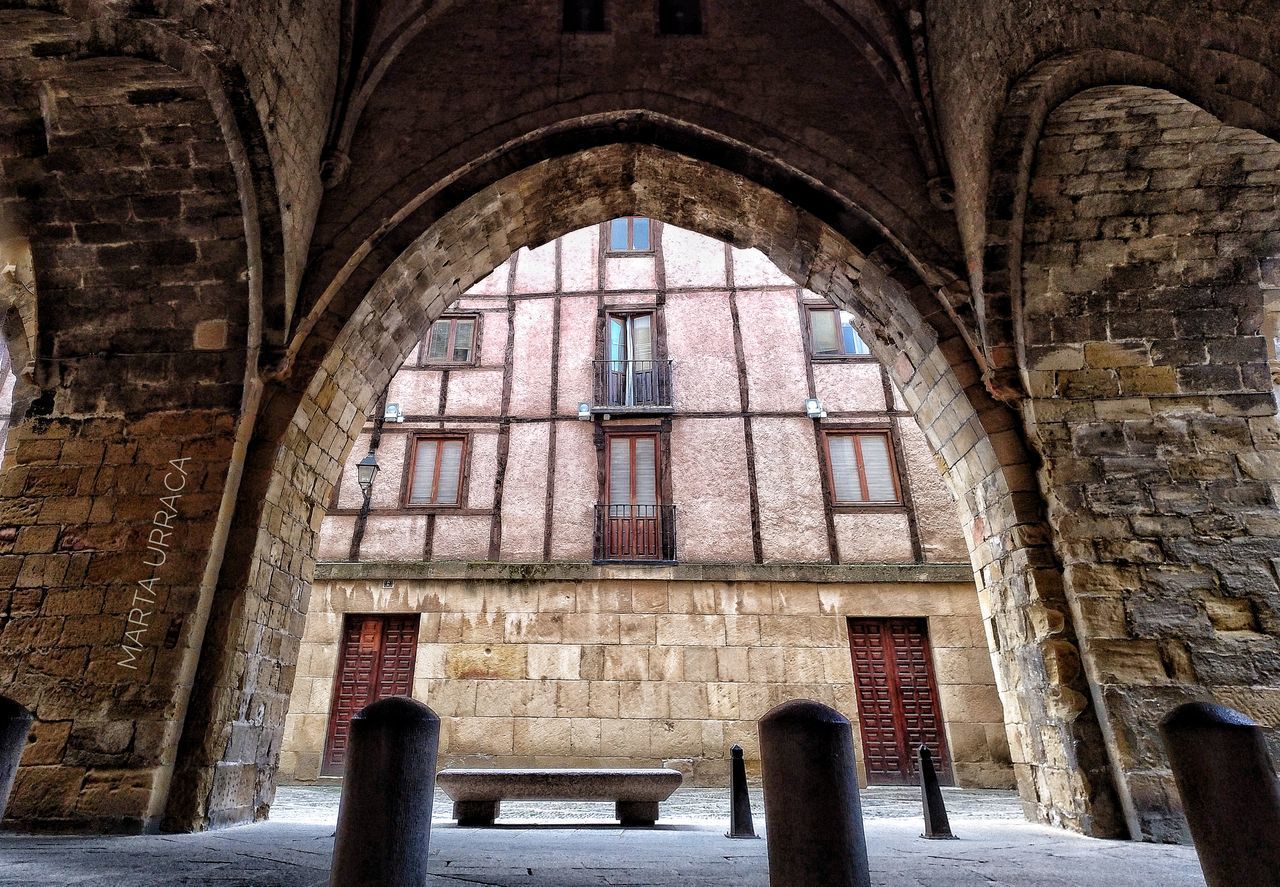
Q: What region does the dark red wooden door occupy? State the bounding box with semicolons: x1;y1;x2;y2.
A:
322;614;420;775
847;617;952;785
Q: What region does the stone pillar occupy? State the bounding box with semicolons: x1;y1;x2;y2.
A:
758;699;869;887
330;697;440;887
1160;702;1280;887
0;696;33;821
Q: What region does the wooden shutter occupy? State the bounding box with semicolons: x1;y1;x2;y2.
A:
609;437;631;507
633;437;656;506
409;439;439;504
858;434;897;502
828;435;862;502
436;439;464;504
630;314;653;362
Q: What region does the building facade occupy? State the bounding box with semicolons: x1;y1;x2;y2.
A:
278;220;1013;790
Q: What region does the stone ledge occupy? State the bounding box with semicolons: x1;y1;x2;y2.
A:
314;560;975;584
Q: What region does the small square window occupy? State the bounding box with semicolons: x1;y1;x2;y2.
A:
607;217;652;253
825;431;901;506
564;0;606;32
809;307;871;358
421;316;478;365
407;436;466;506
659;0;702;34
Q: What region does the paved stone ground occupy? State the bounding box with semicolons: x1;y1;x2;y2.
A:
0;787;1204;886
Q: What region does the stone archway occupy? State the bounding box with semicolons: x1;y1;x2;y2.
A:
171;141;1123;837
1019;84;1280;842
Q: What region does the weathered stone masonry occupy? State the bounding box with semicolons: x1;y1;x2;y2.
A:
0;0;1270;844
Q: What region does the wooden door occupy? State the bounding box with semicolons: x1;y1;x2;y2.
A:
322;614;420;775
847;617;952;785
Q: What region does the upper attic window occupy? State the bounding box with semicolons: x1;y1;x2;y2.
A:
564;0;606;32
607;218;652;253
659;0;702;34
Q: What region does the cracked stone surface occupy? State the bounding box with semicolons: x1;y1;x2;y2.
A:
0;787;1203;885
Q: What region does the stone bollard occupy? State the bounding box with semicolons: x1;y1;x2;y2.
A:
329;696;440;887
758;699;870;887
917;745;955;839
1159;702;1280;887
725;744;757;839
0;696;33;822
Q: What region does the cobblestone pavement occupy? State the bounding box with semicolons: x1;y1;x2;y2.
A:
0;787;1204;886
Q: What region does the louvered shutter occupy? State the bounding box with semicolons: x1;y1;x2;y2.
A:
609;438;631;509
633;437;657;506
630;314;653;362
409;439;438;504
859;434;897;502
436;440;463;504
828;435;862;502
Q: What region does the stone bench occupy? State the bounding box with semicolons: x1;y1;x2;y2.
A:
436;767;684;826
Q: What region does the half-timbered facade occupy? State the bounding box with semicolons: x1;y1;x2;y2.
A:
279;220;1014;790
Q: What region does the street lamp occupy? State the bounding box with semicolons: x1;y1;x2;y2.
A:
356;450;380;496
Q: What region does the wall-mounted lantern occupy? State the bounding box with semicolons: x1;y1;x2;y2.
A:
578;402;592;421
804;397;827;420
356;451;380;496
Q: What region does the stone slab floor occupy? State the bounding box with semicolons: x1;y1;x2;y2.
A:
0;787;1204;886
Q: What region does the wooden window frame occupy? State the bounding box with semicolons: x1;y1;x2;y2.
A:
822;428;904;509
419;315;480;367
805;305;875;362
401;433;469;509
604;217;656;256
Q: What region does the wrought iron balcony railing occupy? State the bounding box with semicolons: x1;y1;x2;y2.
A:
592;360;674;412
594;504;677;562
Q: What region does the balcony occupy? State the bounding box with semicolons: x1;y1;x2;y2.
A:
594;504;677;563
591;360;674;414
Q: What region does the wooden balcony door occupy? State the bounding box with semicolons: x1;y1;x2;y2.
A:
847;617;953;785
605;432;661;559
322;613;420;775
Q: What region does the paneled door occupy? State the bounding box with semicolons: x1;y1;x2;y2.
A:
847;617;953;785
321;614;420;775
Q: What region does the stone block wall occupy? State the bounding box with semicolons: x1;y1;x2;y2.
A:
280;569;1013;790
1023;85;1280;841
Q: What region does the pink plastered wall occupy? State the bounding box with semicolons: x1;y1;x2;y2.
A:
316;219;973;572
669;417;755;562
499;422;551;560
736;290;810;413
549;420;596;560
509;299;555;416
750;416;830;562
665;292;741;413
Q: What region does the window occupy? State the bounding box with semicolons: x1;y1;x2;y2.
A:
599;432;670;560
607;217;652;253
406;436;465;506
563;0;606;31
603;312;665;407
659;0;702;34
809;307;871;357
421;316;477;365
825;431;901;505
